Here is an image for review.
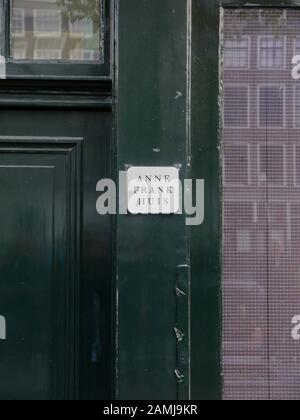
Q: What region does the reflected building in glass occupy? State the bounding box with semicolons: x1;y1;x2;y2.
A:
222;9;300;400
11;0;103;61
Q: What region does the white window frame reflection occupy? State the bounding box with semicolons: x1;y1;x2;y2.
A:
223;142;251;186
12;8;25;38
222;277;267;348
293;85;300;129
69;17;94;39
69;49;97;61
12;41;27;60
258;9;287;26
286;202;292;255
258;35;286;70
267;201;290;256
292;144;300;187
224;84;250;129
13;49;26;60
236;229;251;253
293;36;300;56
33;9;62;38
34;49;62;60
224;36;250;69
257;84;286;129
257;143;287;187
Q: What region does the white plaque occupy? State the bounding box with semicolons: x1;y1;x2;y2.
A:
127;166;180;215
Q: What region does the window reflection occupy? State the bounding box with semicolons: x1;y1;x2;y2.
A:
12;8;25;37
34;9;62;37
11;0;103;61
224;85;250;127
258;36;285;69
222;8;300;400
224;37;250;69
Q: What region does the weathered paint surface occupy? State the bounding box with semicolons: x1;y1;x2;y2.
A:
190;0;221;401
116;0;191;400
116;0;297;401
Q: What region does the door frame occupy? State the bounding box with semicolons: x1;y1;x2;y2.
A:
0;136;82;399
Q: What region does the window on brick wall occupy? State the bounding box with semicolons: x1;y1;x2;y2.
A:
259;85;285;128
224;85;249;127
12;8;25;37
224;37;250;69
259;36;285;69
224;143;250;185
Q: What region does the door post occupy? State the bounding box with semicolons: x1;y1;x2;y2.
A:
115;0;191;399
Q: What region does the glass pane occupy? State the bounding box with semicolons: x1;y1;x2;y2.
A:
222;9;300;400
11;0;103;61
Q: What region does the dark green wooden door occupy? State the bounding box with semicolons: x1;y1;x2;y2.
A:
0;0;112;401
0;108;112;400
0;148;75;400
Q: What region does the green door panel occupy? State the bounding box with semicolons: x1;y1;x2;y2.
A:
0;148;76;400
0;108;112;400
116;0;190;400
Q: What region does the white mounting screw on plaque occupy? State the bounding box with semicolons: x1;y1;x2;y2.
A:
127;166;180;215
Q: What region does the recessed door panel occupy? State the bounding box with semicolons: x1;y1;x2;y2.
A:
0;146;79;400
0;107;112;400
